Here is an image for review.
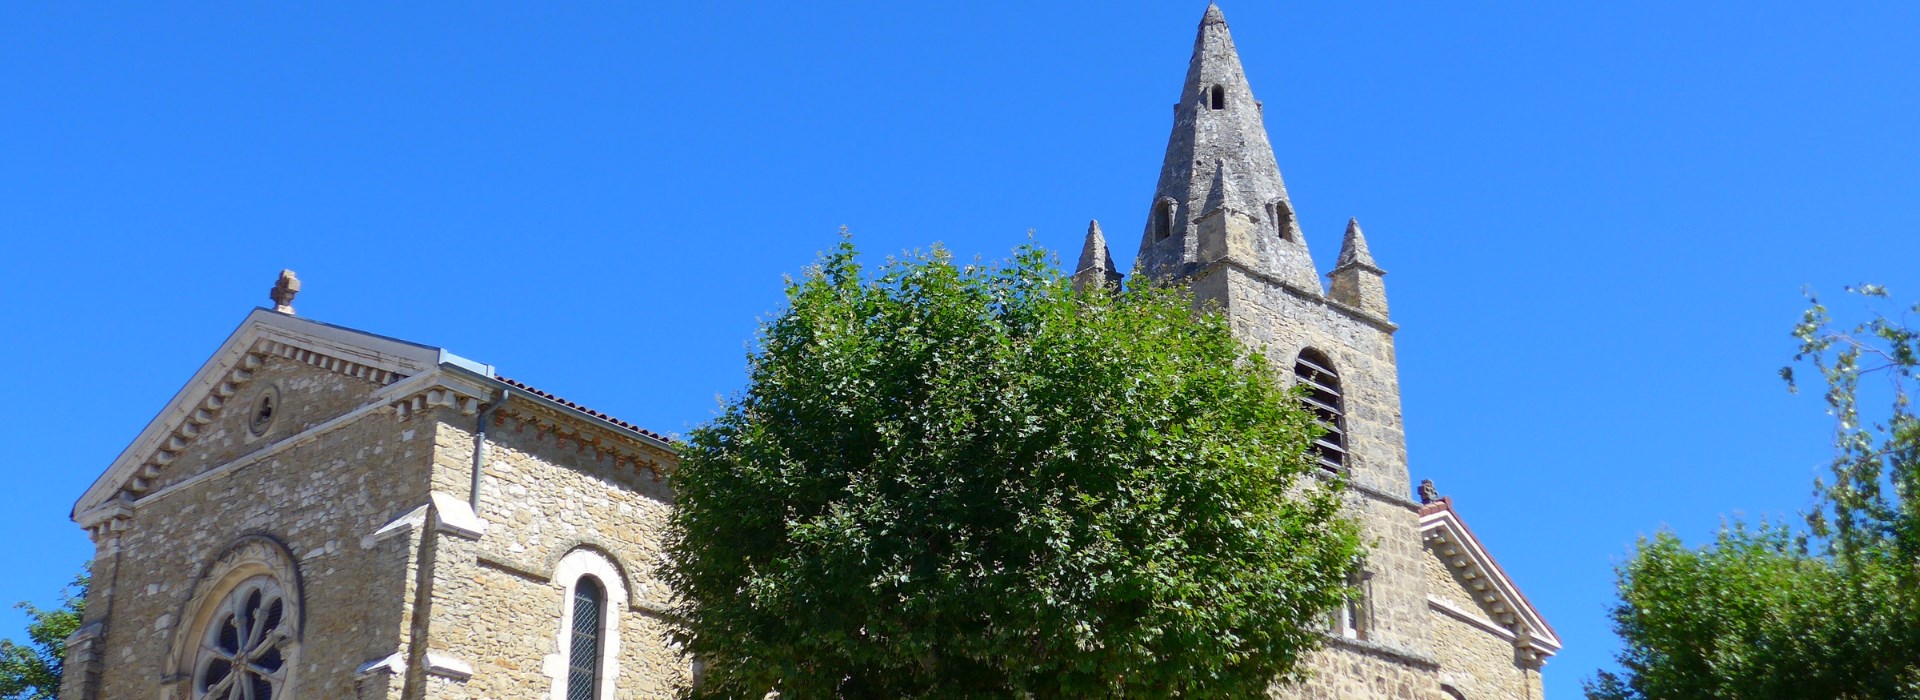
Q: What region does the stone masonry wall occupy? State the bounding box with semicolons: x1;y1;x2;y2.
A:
407;405;686;699
1198;266;1433;653
1277;642;1441;700
1429;614;1542;700
1190;264;1446;698
1425;541;1543;700
73;364;431;699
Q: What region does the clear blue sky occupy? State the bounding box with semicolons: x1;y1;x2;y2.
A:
4;2;1918;695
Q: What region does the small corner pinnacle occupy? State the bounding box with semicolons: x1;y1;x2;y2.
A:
1074;219;1122;291
1335;218;1378;270
270;269;301;315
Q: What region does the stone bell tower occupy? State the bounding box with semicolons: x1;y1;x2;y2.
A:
1133;4;1444;696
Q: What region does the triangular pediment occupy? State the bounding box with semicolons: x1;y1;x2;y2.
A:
1420;498;1562;664
74;309;475;523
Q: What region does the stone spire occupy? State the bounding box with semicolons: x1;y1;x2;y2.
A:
1135;2;1319;293
1072;220;1123;292
269;269;301;315
1327;218;1388;318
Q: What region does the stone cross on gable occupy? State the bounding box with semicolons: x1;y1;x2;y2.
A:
270;269;301;315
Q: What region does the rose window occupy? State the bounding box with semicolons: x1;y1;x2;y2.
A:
194;577;290;699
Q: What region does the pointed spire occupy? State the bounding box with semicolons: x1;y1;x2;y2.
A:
1334;218;1379;272
1073;220;1123;292
1134;3;1320;293
1328;218;1388;318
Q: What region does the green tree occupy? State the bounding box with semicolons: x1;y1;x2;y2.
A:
0;570;87;700
664;240;1363;699
1588;286;1920;699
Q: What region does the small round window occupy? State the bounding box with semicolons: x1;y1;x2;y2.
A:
248;386;280;437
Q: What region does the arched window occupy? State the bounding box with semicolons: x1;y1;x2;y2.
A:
547;548;626;700
1266;199;1297;242
1441;684;1467;700
566;577;605;700
1208;84;1226;110
1152;197;1178;242
1294;349;1347;471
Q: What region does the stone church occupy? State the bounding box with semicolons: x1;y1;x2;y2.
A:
59;4;1557;699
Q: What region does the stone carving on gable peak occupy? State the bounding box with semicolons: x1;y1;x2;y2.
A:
270;269;300;315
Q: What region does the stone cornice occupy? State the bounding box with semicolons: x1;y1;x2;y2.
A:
1192;259;1398;333
490;404;673;481
1321;634;1441;670
1420;503;1561;664
76;309;445;519
386;369;673;480
77;373;435;543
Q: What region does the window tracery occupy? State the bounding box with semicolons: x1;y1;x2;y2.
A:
167;537;301;700
194;576;291;699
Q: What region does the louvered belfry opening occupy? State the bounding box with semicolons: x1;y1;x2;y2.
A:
1294;349;1348;472
567;577;605;700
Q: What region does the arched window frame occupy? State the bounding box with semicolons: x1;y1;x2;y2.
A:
1294;349;1349;473
1265;198;1297;242
164;536;303;700
1207;84;1226;110
1151;196;1178;242
547;548;627;700
1441;684;1468;700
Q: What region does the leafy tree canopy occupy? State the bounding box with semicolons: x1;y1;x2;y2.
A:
664;240;1362;699
1588;286;1920;699
1;570;86;700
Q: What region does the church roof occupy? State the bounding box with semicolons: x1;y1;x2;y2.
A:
74;307;672;520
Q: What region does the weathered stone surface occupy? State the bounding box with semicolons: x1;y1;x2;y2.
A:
1146;6;1553;698
1135;3;1318;292
73;359;430;699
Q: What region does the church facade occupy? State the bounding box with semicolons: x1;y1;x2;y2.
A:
60;5;1556;699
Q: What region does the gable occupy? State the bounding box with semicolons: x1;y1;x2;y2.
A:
1420;498;1561;665
73;309;479;524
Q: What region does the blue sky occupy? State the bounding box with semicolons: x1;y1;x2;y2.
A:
4;2;1918;695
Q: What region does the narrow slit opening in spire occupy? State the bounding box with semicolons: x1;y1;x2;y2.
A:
1208;84;1226;110
1153;197;1177;242
1267;199;1296;242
